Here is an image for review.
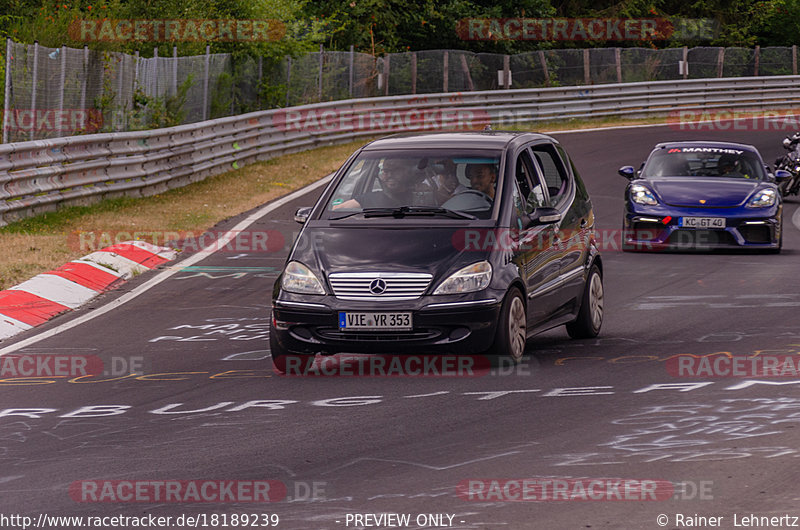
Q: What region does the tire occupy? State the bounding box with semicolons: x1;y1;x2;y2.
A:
486;288;527;364
270;321;314;374
566;264;604;339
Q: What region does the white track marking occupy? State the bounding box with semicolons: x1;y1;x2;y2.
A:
0;175;333;356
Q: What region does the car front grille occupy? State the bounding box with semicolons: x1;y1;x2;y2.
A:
314;328;441;341
666;229;738;246
328;272;433;301
738;224;772;244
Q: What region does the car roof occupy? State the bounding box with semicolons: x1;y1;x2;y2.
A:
651;141;760;154
361;131;556;151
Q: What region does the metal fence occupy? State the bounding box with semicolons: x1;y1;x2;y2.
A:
2;76;800;227
3;39;800;142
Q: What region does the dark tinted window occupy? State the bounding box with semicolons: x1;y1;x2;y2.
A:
531;144;570;207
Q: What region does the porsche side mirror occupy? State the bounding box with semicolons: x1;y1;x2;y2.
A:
618;166;635;179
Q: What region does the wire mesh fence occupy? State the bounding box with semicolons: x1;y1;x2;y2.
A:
3;39;799;142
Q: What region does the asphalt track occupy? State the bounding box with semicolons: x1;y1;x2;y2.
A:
1;125;800;530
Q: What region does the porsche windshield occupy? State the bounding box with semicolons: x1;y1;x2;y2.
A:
323;150;502;220
642;148;765;180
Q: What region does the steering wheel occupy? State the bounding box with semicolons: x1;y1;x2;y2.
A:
454;188;493;201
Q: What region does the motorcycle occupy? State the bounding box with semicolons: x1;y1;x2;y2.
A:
775;132;800;196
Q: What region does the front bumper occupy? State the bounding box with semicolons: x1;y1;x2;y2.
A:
623;204;781;250
271;292;504;355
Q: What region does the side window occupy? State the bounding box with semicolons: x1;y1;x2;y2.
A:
515;149;547;212
556;145;588;201
531;144;570;208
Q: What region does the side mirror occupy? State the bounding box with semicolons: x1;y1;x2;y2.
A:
294;206;313;224
618;166;635;179
775;169;793;183
525;207;562;228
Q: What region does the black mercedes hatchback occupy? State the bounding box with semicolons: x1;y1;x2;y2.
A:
270;131;603;371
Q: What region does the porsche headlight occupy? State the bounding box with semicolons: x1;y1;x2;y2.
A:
630;183;658;205
746;188;777;208
434;261;492;295
281;261;325;294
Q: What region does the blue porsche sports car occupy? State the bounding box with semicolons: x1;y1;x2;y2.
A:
619;141;792;252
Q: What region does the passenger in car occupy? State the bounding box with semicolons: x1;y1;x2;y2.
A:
466;163;497;199
333;158;421;209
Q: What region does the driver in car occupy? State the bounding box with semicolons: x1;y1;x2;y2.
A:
333;158;420;209
717;154;748;178
466;163;497;199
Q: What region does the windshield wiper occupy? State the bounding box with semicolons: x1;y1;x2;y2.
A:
329;210;368;220
363;206;477;220
330;206;478;220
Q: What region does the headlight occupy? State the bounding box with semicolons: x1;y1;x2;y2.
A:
630;183;658;205
433;261;492;295
746;188;777;208
281;261;325;294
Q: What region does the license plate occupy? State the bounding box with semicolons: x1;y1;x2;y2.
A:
679;217;726;228
339;312;412;330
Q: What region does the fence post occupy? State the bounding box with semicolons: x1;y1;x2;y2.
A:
203;44;209;121
318;43;323;102
30;41;38;141
172;45;178;97
3;38;12;144
583;49;590;85
257;56;263;108
411;52;417;94
57;45;66;138
116;53;124;131
349;45;354;98
717;48;724;77
85;46;91;131
460;54;474;91
503;54;510;89
133;49;139;89
286;56;291;107
754;45;760;76
615;48;622;83
683;46;689;79
443;51;449;92
539;50;549;87
152;47;158;99
793;45;797;75
384;54;390;96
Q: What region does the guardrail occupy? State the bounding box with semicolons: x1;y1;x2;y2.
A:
2;76;800;225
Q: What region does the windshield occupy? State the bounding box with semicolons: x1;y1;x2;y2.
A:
642;147;765;180
322;149;502;220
